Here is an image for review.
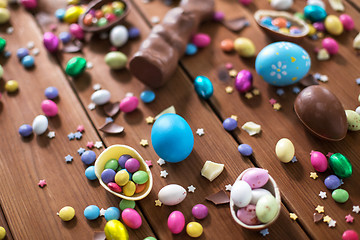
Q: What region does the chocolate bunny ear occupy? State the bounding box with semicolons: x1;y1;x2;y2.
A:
129;0;214;89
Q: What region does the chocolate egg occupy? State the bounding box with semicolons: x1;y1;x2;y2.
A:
294;86;347;141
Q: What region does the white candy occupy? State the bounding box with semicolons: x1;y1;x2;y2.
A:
307;0;325;9
158;184;187;206
32;115;48;135
231;180;252;208
270;0;293;10
91;89;111;105
110;25;129;47
250;188;272;205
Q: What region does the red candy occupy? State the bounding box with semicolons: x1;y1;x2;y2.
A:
272;17;287;28
108;182;122;193
105;13;116;22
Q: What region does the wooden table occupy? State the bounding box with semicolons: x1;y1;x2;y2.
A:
0;0;359;239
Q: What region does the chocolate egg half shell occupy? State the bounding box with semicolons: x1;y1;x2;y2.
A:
294;86;347;141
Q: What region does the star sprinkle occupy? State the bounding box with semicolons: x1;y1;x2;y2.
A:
328;219;336;228
105;117;114;123
125;92;134;97
269;98;277;105
145;116;154;124
77;125;85;133
291;156;298;163
310;172;318;179
86;62;93;69
93;84;101;91
140;139;149;147
225;86;234;93
319;191;327;199
32;48;40;56
252;88;260;95
67;132;75;140
47;131;55;139
6;27;14;34
323;215;332;223
326;152;333;158
151;16;160;24
229;69;238;78
74;131;82;140
155;199;162;207
196;128;205;136
38;179;47;188
273;103;282;110
319;75;328;82
352;206;360;214
290;213;298;221
157;158;166;166
88;103;96;110
87;141;94;149
145;160;152;167
65;155;73;163
77;147;86;156
100;208;106;216
340;179;344;185
276;88;285;96
356;78;360;85
345;214;354;223
160;170;168;178
225;184;232;191
315;205;325;213
259;228;269;237
230;115;238;121
244;92;253;99
188;185;196;193
94;141;103;149
292;87;301;94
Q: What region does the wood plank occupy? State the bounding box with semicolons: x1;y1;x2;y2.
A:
0;5;154;240
132;0;360;239
34;0;309;239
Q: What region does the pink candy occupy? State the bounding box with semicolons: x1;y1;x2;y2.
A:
121;208;142;229
107;182;122;193
167;211;185;234
235;70;253;93
239;0;252;5
322;37;339;55
43;32;59;53
69;24;84;40
119;96;139;113
21;0;37;9
242;168;269;189
339;14;354;31
236;204;260;225
41;100;58;117
192;33;211;48
105;13;116;23
342;230;359;240
310;151;328;172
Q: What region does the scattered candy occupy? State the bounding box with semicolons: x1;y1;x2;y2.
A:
223;117;237;131
275;138;295;163
47;131;55;139
160;170;168;178
329;153;352;178
85;166;97;180
119;96;139;113
84;205;100;220
104;220;129;240
44;86;59;99
168;211;185;234
192;204;208;219
332;189;349;203
187;185;196;193
43;32;59;53
58;206;75;221
345;214;354;223
194;76;213;99
319;191;327;199
310;151;328;172
196;128;204;136
65;56;87;77
186;222;203;238
32;115;48;135
234;37;255;57
19;124;33;137
140;90;155;103
0;226;5;240
342;230;359;240
104;207;120;221
41;100;58;117
38;179;46;188
324;175;341;189
5;80;19;93
289;213;298;221
119;199;135;211
121;208;142;229
192;33;211;48
105;51;127;70
315;205;324;213
110;25;128;47
238;144;253;156
91;89;111;105
310;172;318;179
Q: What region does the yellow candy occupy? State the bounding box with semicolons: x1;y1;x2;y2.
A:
275;138;295;163
325;15;343;36
0;0;8;8
279;28;290;34
64;6;84;23
123;181;136;196
0;65;3;78
104;220;129;240
5;80;19;93
112;1;125;9
58;206;75;221
0;226;6;240
0;8;10;24
234;37;256;57
101;5;113;14
307;24;316;36
186;222;203;238
114;170;129;186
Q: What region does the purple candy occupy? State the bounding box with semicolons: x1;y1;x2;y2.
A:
16;48;29;60
213;11;225;22
101;169;116;184
118;154;132;168
223;117;237;131
192;204;208;219
238;144;253;156
128;27;140;39
81;150;96;165
59;32;72;43
235;70;253;93
43;32;59;53
324;175;341;190
125;158;140;173
313;22;325;32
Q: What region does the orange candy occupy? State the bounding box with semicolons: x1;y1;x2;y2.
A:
135;183;146;193
95;9;104;19
220;39;234;52
271;17;287;28
83;13;93;26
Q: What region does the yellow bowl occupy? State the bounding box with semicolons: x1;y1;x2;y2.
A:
94;144;153;201
229;168;281;230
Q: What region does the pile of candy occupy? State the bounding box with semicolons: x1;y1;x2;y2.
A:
82;1;126;27
259;16;302;35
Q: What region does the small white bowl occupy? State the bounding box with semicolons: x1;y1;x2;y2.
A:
94;144;153;201
230;168;281;230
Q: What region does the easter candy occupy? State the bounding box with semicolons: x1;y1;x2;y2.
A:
123;181;136;196
342;230;359;240
234;37;256;57
110;25;128;47
151;113;194;163
108;182;122;193
238;144;253;156
158;184;187;206
186;43;197;55
304;5;327;22
43;32;59;52
125;158;140;173
235;70;253;93
132;171;148;184
135;183;146;193
310;151;328;172
339;14;354;31
192;33;211;48
332;189;349;203
32;115;48;135
186;222;203;238
105;207;120;221
91;89;111;105
275;138;295;163
0;226;5;240
250;188;272;205
118;154;132;168
59;32;71;43
322;38;338;55
58;206;75;221
105;159;119;170
19;124;33;137
119;199;136;211
101;169;116;184
0;0;7;8
81;150;96;165
256;42;311;86
64;6;84;23
270;0;293;10
0;65;3;78
21;55;34;68
236;204;260;225
66;56;86;77
119;96;138;113
21;0;37;9
17;48;29;59
313;22;325;32
329;153;352;178
122;208;142;229
168;211;185;234
223;117;237;131
105;51;127;70
85;166;97;180
69;24;84;40
220;39;234;52
0;37;5;52
0;8;10;24
104;220;129;240
115;170;129;186
128;27;140;39
44;86;59;99
256;195;279;223
192;204;208;219
5;80;19;93
345;110;360;131
55;8;66;21
194;76;213;99
231;180;252;208
324;175;341;190
84;205;100;220
325;15;343;36
242;168;269;189
41;100;58;117
140;90;155;103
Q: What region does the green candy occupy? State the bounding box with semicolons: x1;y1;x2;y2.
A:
116;165;122;172
104;159;119;170
97;17;108;27
105;51;127;70
0;37;6;52
256;195;279;223
119;199;136;211
329;153;352;178
65;56;86;77
114;8;124;16
132;171;149;184
144;237;157;240
294;12;305;20
332;189;349;203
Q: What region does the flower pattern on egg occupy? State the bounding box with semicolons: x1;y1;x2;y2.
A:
302;50;311;67
277;42;293;50
270;61;287;79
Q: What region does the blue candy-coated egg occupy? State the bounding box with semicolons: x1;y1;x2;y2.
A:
255;42;311;87
55;8;66;21
59;32;72;44
186;43;197;56
223;118;237;131
268;25;279;31
81;150;96;165
21;55;34;68
140;90;155;103
151;113;194;163
260;16;272;26
16;48;29;60
324;175;341;190
126;170;133;181
194;76;213;99
105;207;120;221
19;124;33;137
238;144;253;156
84;205;100;220
85;166;97;180
304;5;327;22
44;86;59;99
128;27;140;39
290;28;302;35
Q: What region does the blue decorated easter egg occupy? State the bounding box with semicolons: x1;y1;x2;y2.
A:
255;42;311;86
194;76;213;99
151;113;194;163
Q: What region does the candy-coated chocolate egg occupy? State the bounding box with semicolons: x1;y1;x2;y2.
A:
324;175;341;190
194;76;213;99
132;171;148;184
91;89;111;105
329;153;352;178
58;206;75;221
43;32;59;52
342;230;359;240
255;195;279;223
19;124;33;137
0;226;5;240
158;184;187;206
64;6;84;23
322;37;338;55
192;33;211;48
0;37;5;53
69;23;84;40
332;189;349;203
275;138;295;163
105;51;127;69
236;204;260;225
119;199;136;211
115;170;130;186
0;8;10;24
310;151;328;172
192;204;208;219
32;115;48;135
270;0;293;10
223;117;238;131
85;166;97;180
123;181;136;196
41;100;58;117
168;211;185;234
84;205;100;220
186;222;203;238
304;5;327;22
110;25;128;47
220;39;234;52
119;96;138;113
21;0;37;9
256;42;311;86
104;220;129;240
65;56;87;77
339;14;354;31
125;158;139;173
231;180;252;208
250;188;272;205
234;37;256;57
81;150;96;165
44;86;59;99
345;110;360;131
242;168;269;189
325;15;343;36
235;70;253;93
140;90;155;103
121;208;142;229
105;207;120;221
5;80;19;92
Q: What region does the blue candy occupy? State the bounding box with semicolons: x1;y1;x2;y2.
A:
260;17;273;27
59;32;72;44
104;207;120;221
19;124;33;137
16;48;29;60
238;144;253;156
84;205;100;220
140;90;155;103
85;166;97;180
128;27;140;39
222;118;237;131
44;86;59;99
81;150;96;165
194;76;213;99
324;175;341;190
21;55;34;68
55;8;66;21
186;43;197;56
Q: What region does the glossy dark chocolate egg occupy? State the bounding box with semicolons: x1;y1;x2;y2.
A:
294;86;347;141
